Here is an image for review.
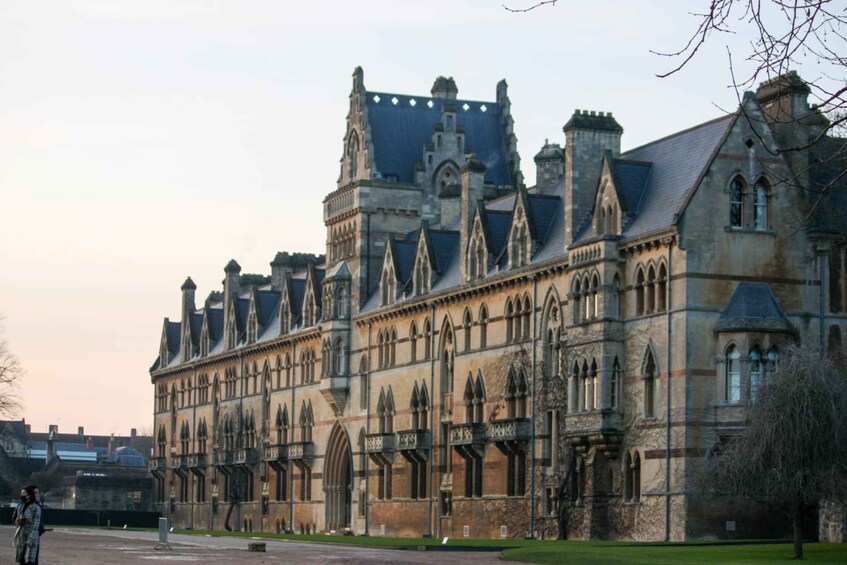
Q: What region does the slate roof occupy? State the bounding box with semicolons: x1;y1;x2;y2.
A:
429;230;459;273
207;307;224;341
189;312;203;347
807;136;847;239
256;290;280;326
612;159;652;213
620;114;735;239
483;209;512;256
366;92;511;186
394;239;418;284
714;282;794;333
165;322;180;354
528;194;559;245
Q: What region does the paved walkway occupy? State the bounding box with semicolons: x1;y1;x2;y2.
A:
0;526;508;564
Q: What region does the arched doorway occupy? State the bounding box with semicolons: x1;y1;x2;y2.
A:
324;423;352;531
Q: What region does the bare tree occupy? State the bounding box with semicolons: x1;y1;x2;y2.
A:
0;317;24;417
697;345;847;559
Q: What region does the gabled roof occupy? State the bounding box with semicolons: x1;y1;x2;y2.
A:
207;307;224;341
527;194;559;245
621;114;735;239
611;158;651;214
428;229;460;273
365;92;512;185
394;239;418;285
164;321;180;354
189;312;203;348
715;282;794;333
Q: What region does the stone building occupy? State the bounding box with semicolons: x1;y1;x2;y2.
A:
149;68;847;540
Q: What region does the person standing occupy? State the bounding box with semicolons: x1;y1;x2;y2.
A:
13;485;41;565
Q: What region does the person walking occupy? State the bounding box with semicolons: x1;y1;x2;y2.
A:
13;485;41;565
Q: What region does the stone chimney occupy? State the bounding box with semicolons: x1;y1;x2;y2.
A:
86;437;94;449
431;76;458;99
534;139;564;190
180;277;196;359
48;424;58;434
270;253;291;290
460;155;487;283
46;429;58;464
77;426;84;437
108;433;115;459
563;110;623;245
131;428;137;439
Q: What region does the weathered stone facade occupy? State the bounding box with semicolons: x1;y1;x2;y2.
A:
150;69;846;540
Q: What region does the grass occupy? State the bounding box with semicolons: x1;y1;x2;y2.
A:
169;530;847;563
501;541;847;564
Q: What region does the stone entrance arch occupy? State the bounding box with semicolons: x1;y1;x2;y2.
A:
324;423;352;531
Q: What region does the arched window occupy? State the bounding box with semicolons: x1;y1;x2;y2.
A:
522;295;532;339
409;322;418;363
643;349;657;417
753;178;769;230
611;275;622;319
635;267;645;316
479;305;489;348
646;266;656;313
423;318;432;360
505;299;515;342
359;356;369;410
588;359;598;410
463;309;472;352
377;330;385;369
572;279;582;323
389;327;397;368
657;263;668;312
726;345;741;403
333;338;345;376
590;274;600;319
610;357;621;409
750;347;762;400
625;451;641;502
730;176;745;228
440;325;455;396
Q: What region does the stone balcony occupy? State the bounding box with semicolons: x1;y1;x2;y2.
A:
287;441;314;466
148;457;166;476
449;423;487;446
185;453;207;469
487;418;531;443
365;432;396;453
396;429;430;451
234;447;259;467
263;443;289;464
563;410;623;454
213;449;234;467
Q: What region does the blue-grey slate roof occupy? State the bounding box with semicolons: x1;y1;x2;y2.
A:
621;115;734;239
613;159;652;213
715;282;794;333
208;307;224;341
394;239;418;285
165;321;180;354
189;313;203;346
366;92;511;185
484;210;512;256
430;230;459;273
528;195;559;245
256;290;279;326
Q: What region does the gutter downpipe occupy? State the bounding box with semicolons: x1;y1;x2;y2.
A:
191;365;197;531
237;351;244;532
664;239;674;542
428;302;436;538
289;343;296;533
530;274;539;538
365;322;372;536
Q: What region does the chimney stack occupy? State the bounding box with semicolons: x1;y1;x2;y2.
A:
431;76;458;100
563;109;623;245
534;139;564;190
77;426;84;437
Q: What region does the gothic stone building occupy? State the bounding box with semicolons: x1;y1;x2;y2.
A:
149;68;847;540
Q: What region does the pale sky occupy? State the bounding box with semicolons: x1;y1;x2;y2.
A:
0;0;777;435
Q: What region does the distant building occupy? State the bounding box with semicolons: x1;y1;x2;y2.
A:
149;69;847;540
0;421;153;511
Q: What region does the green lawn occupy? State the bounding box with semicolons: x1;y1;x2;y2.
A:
501;542;847;564
169;530;847;563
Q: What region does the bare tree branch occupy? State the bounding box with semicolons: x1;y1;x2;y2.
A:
502;0;558;14
0;316;24;417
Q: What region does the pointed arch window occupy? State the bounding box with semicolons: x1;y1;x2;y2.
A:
625;451;641;502
657;263;668;312
610;357;621;409
611;274;622;318
522;295;532;339
505;298;515;342
635;267;645;316
730;176;745;228
423;318;432;361
479;304;489;348
753;178;769;230
572;279;583;323
750;347;762;400
725;345;741;404
643;349;657;417
409;322;418;363
462;309;472;352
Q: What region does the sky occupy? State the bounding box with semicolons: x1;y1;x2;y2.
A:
0;0;778;435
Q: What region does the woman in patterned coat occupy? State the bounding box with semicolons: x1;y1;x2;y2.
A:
14;485;41;565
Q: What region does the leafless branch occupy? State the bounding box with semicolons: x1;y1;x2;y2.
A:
0;317;24;417
502;0;558;14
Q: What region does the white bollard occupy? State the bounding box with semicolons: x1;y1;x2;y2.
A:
154;517;172;550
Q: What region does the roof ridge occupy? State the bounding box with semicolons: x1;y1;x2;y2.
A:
623;113;736;157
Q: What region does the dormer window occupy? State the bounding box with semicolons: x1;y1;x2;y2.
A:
226;318;237;349
160;342;169;369
509;209;530;269
414;256;430;296
199;325;209;357
303;299;314;327
281;300;291;334
247;310;258;344
381;266;396;306
468;232;486;281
